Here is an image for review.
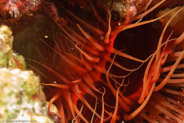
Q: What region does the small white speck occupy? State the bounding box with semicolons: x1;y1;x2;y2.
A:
100;36;104;40
0;35;5;41
12;76;17;81
18;72;28;80
11;69;20;74
53;81;57;84
44;35;48;38
35;117;45;122
71;47;75;51
118;22;121;26
130;6;137;17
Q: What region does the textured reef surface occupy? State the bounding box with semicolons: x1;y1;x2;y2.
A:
0;25;57;122
0;0;184;123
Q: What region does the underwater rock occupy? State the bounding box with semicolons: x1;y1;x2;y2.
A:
0;25;25;69
0;0;41;17
0;68;54;123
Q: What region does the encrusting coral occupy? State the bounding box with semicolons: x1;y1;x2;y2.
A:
0;25;25;69
0;25;57;122
0;68;53;122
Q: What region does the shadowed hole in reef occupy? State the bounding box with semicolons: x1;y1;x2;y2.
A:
104;20;162;98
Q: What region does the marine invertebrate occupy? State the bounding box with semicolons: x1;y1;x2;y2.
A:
29;0;184;122
132;6;184;122
27;0;184;122
0;0;41;17
123;6;184;120
1;0;183;122
134;83;184;122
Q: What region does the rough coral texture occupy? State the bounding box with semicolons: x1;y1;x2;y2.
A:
0;25;25;69
0;0;41;17
0;68;54;123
